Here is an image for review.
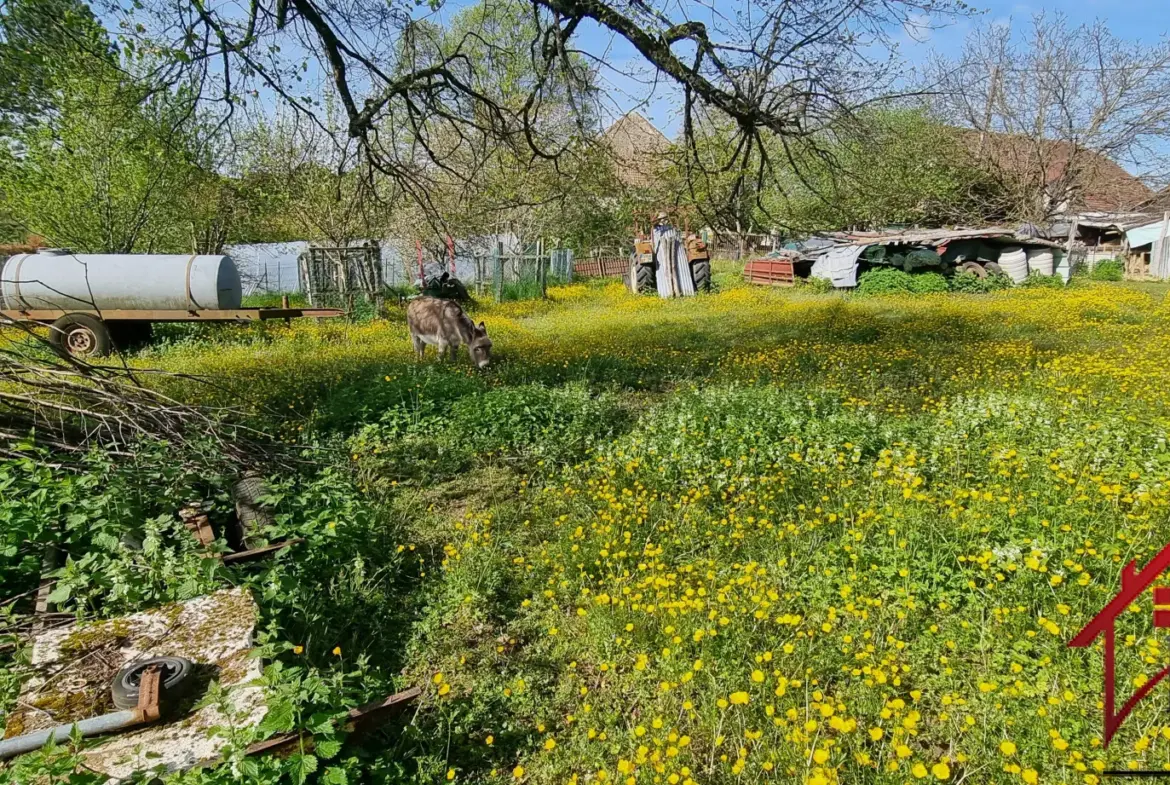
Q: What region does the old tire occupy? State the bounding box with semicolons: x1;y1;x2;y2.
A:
957;261;987;279
983;262;1004;277
633;263;656;295
691;259;711;292
49;313;111;359
111;656;195;710
230;473;275;550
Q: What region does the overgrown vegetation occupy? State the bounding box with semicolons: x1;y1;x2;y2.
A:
4;280;1170;785
1090;259;1125;282
857;267;1017;296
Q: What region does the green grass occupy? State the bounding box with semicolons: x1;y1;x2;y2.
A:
6;280;1170;785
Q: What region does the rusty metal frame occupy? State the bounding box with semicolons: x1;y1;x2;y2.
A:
180;509;215;548
220;539;303;565
134;666;162;724
244;687;421;758
0;308;343;324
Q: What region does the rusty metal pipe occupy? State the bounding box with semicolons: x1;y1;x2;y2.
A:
0;710;143;760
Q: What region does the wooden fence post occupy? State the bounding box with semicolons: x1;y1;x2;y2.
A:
539;248;548;298
494;242;504;302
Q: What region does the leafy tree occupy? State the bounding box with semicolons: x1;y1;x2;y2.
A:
768;110;1002;232
674;108;1001;237
0;0;113;131
0;69;206;252
237;112;391;247
128;0;963;230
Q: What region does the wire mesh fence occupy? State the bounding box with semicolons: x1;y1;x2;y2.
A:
229;239;576;307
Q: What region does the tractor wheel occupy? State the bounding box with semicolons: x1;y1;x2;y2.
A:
49;313;112;359
632;262;657;295
691;258;712;292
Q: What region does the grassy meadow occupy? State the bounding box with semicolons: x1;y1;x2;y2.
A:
6;273;1170;785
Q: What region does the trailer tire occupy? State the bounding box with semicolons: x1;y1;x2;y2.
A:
49;314;112;359
691;259;712;292
229;472;276;550
111;656;195;710
957;261;988;279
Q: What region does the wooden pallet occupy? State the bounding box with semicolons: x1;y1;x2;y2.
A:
743;258;796;286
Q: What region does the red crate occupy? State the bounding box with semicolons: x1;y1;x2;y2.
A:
743;258;796;287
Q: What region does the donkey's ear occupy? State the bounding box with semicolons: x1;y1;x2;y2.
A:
478;321;486;330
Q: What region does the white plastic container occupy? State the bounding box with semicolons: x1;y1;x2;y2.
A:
1054;250;1070;283
997;246;1028;284
1026;248;1054;276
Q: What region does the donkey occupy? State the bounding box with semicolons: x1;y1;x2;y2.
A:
406;296;493;368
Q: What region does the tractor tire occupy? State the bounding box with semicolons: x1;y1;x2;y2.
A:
690;259;711;292
633;263;657;295
229;472;275;550
49;313;112;359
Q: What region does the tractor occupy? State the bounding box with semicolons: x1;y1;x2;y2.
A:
629;211;712;296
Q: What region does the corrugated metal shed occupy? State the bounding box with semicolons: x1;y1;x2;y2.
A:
830;227;1065;250
1126;220;1164;249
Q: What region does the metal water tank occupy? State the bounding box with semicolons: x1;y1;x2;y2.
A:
0;250;242;311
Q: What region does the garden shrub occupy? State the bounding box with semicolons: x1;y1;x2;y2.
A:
908;271;948;293
857;267;915;296
986;271;1014;290
797;275;835;294
949;269;1014;293
1090;258;1124;281
790;273;837;291
1019;270;1065;288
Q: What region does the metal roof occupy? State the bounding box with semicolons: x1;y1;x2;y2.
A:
827;227;1065;250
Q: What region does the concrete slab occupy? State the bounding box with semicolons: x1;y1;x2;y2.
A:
4;588;266;780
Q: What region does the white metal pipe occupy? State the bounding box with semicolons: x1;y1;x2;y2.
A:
0;710;141;760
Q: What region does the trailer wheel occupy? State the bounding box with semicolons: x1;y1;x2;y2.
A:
50;314;111;359
691;259;711;292
957;261;988;279
111;656;195;710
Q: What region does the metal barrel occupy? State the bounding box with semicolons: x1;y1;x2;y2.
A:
0;250;242;311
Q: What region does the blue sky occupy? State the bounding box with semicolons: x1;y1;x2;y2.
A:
579;0;1170;138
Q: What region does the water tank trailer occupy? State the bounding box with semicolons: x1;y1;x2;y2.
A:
0;249;342;357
